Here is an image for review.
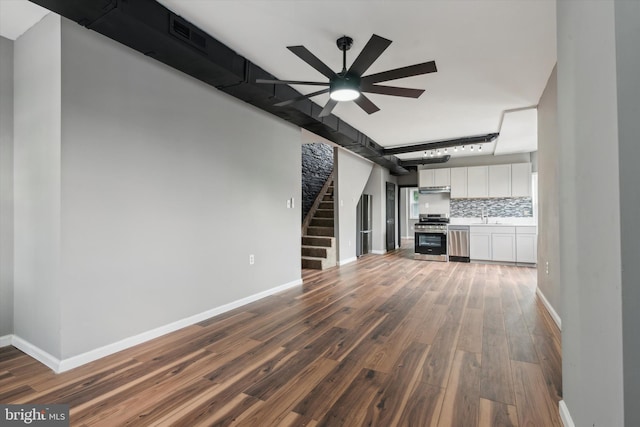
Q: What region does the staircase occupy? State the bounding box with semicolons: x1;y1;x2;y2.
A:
302;180;337;270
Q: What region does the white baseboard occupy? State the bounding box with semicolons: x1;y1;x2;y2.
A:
371;250;386;255
8;278;303;374
0;334;12;347
536;286;562;330
11;335;61;372
338;257;357;266
559;400;574;427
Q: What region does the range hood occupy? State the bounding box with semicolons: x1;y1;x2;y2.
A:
419;186;451;194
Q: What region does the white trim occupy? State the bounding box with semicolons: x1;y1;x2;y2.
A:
536;286;562;330
371;250;386;255
57;278;302;373
338;257;357;266
11;335;61;372
0;335;12;347
559;400;574;427
7;279;302;373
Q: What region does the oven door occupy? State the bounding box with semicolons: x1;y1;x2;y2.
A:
415;230;448;261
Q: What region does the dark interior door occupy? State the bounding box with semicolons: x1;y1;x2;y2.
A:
386;182;396;251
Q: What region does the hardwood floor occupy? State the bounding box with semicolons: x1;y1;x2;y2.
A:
0;242;562;426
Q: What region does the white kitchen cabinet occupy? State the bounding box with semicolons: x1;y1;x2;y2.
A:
470;229;491;260
489;164;512;197
470;225;518;263
511;163;532;197
419;169;435;187
419;168;450;187
434;168;451;186
467;166;488;198
492;233;516;262
450;167;467;198
516;226;537;264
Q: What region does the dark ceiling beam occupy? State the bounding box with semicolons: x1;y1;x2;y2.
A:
399;155;451;168
382;133;499;156
28;0;408;175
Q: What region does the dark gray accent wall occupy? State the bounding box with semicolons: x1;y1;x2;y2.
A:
0;36;13;337
301;143;333;221
615;1;640;425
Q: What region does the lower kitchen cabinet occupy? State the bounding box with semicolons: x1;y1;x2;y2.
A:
469;231;491;260
492;233;516;262
516;226;537;264
470;226;517;263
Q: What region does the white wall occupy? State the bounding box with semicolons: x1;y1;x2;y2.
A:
557;0;630;425
615;1;640;424
0;36;13;337
536;65;561;315
335;149;373;264
13;14;62;358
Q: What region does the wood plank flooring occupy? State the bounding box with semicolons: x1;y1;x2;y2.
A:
0;241;562;426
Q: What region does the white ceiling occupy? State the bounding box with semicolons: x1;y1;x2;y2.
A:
1;0;556;160
0;0;49;40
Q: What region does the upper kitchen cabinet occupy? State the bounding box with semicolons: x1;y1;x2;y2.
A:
467;166;489;198
419;168;450;187
434;168;450;186
450;167;468;198
511;163;532;197
488;164;512;197
419;169;435;187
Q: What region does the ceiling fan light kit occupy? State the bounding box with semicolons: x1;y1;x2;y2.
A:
256;34;437;117
330;75;361;101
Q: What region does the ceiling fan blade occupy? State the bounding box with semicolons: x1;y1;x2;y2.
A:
361;84;425;98
287;45;337;80
361;61;437;84
347;34;392;76
354;94;380;115
319;99;339;117
274;88;330;107
256;79;329;86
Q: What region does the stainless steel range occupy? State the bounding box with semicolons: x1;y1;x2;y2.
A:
414;214;449;262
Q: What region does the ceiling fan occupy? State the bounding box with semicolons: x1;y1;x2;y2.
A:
256;34;437;117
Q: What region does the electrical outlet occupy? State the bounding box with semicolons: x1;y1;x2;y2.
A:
291;197;294;208
249;254;255;265
286;199;291;209
545;261;549;275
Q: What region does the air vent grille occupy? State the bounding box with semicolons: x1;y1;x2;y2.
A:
169;14;207;52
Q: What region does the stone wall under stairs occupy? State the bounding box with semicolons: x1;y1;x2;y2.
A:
301;182;336;270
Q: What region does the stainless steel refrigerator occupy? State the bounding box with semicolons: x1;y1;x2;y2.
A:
356;194;372;256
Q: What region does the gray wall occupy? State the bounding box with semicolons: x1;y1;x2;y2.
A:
536;65;560;314
56;19;302;358
557;0;638;425
335;149;373;263
0;36;13;337
13;14;62;357
615;1;640;424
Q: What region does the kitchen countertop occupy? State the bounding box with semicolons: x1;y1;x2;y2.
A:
449;217;537;227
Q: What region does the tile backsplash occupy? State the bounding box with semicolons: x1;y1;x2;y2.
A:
450;197;533;218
